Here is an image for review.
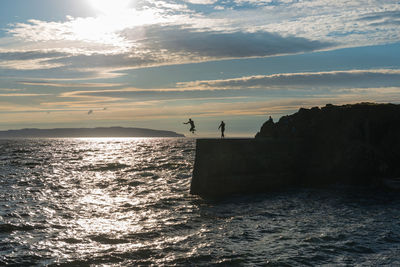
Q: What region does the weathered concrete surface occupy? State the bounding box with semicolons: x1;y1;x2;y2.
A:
190;138;305;197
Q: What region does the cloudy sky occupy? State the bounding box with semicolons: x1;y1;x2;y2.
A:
1;0;400;136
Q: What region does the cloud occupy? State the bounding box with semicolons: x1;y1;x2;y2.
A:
0;0;399;113
0;88;23;92
0;63;126;81
43;69;400;107
0;59;65;70
359;10;400;21
0;50;68;70
137;25;333;59
19;81;123;88
358;10;400;27
179;69;400;89
44;94;125;108
8;16;138;54
233;0;274;5
58;87;251;104
0;25;332;75
0;50;66;61
138;0;190;13
208;1;400;46
43;53;157;69
183;0;218;4
0;93;50;97
40;69;400;114
1;0;399;75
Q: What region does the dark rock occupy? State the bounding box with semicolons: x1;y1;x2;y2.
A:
256;102;400;184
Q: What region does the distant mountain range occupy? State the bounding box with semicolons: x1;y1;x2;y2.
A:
0;127;185;138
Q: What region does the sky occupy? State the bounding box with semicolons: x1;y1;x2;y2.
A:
0;0;400;137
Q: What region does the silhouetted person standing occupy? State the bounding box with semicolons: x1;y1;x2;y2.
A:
218;121;225;138
183;118;196;134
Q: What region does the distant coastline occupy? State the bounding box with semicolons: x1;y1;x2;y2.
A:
0;127;185;138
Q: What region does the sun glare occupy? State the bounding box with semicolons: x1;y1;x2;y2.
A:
89;0;132;14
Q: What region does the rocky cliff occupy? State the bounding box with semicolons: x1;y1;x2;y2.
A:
256;103;400;185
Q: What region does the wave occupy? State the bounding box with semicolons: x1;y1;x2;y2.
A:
0;223;45;233
88;234;130;244
81;163;130;172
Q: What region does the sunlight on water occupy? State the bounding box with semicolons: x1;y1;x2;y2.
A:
57;138;198;262
1;138;400;265
0;138;199;265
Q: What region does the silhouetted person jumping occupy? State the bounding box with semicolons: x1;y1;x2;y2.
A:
218;121;225;138
183;118;196;134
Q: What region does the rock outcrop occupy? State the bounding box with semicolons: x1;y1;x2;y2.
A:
256;102;400;185
191;103;400;197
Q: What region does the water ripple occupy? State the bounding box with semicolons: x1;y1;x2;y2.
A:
1;138;400;265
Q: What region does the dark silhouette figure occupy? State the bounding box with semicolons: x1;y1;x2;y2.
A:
218;121;225;138
183;118;196;134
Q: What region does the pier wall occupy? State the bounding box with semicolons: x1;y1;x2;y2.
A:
190;138;305;197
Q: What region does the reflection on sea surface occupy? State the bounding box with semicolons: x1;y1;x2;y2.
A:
1;138;400;266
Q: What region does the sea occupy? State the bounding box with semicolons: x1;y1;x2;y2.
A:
1;138;400;266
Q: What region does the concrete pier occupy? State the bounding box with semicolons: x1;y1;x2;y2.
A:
190;104;400;197
190;138;305;197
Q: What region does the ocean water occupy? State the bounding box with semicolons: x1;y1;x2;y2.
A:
1;138;400;266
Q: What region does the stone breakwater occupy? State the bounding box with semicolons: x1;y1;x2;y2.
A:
191;103;400;197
